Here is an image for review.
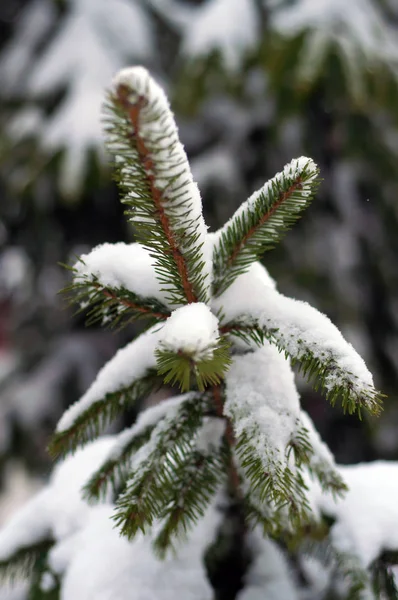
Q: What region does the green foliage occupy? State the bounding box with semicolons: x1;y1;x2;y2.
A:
308;457;348;498
212;159;320;296
153;434;229;557
372;551;398;600
155;336;232;392
236;431;311;527
112;393;219;544
263;25;398;111
223;322;383;416
103;83;209;306
64;265;170;329
28;548;60;600
83;423;155;502
44;68;384;576
0;541;53;584
299;535;373;599
48;370;161;458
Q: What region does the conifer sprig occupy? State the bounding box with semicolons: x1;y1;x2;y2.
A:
49;371;160;458
104;67;210;306
0;540;53;583
66;273;170;329
156;336;232;392
84;394;193;501
235;431;312;526
154;303;232;392
113;393;221;541
212;158;320;296
221;320;383;416
41;67;385;574
83;425;154;501
153;434;228;557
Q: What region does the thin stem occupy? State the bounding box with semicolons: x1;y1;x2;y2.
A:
212;386;242;499
116;84;198;304
97;284;170;320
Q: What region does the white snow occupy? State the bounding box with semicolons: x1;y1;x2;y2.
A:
299;410;340;485
0;583;28;600
40;571;57;592
216;157;318;250
0;490;52;563
0;436;222;599
0;0;55;96
56;326;161;433
216;265;377;410
271;0;396;59
111;67;211;302
271;0;398;96
309;461;398;567
195;418;226;456
54;500;221;600
181;0;259;70
74;242;168;304
158;303;220;361
0;438;114;562
225;342;300;473
106;393;192;463
1;0;154;196
209;235;277;296
237;531;299;600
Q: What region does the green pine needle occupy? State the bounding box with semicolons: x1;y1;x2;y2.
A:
63;267;170;330
48;371;161;458
83;425;155;502
153;439;229;557
103;81;209;306
155;337;232;392
235;431;312;528
372;552;398;600
113;392;212;540
0;540;53;584
224;322;384;417
212;159;320;296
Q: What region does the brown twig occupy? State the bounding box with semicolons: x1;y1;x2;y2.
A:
213;386;242;497
116;85;197;304
100;286;170;321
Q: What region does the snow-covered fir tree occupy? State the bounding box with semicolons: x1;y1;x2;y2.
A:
0;66;397;600
2;0;398;492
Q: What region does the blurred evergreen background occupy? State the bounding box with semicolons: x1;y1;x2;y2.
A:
0;0;398;563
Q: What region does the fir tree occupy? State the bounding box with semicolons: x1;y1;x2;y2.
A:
0;67;397;600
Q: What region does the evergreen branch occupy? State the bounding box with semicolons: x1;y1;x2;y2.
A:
48;370;161;458
156;336;232;392
65;273;170;329
372;551;398;600
286;423;313;466
84;394;192;501
153;438;229;557
105;67;210;305
222;321;383;416
300;535;373;598
212;158;320;296
113;392;211;540
0;540;53;583
308;457;347;498
289;416;347;498
235;431;312;527
243;495;278;536
331;549;373;599
83;425;153;502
